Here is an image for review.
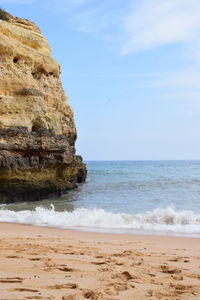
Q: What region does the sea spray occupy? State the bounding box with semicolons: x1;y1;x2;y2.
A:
0;205;200;236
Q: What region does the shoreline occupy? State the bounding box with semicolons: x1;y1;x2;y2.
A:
0;220;200;238
0;222;200;299
1;220;200;239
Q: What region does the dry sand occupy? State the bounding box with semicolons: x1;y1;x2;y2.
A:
0;223;200;300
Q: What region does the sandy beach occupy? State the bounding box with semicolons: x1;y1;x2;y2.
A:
0;223;200;300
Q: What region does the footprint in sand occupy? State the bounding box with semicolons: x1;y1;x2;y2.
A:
58;265;74;272
0;277;23;283
98;267;112;272
111;271;136;281
47;283;77;289
160;265;181;274
168;257;182;262
112;250;133;257
172;274;183;281
112;252;124;257
146;289;153;297
25;297;43;299
168;256;190;263
121;271;134;280
105;271;136;295
62;294;82;300
92;261;107;265
105;286;118;296
116;262;124;266
111;282;128;292
95;255;104;259
6;255;21;259
13;288;39;292
131;258;144;266
146;272;156;277
82;290;103;299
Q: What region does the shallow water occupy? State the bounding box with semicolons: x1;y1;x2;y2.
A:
1;160;200;237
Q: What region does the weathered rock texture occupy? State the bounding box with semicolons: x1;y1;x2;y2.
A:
0;12;87;203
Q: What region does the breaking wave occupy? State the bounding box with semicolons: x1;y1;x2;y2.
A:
0;205;200;236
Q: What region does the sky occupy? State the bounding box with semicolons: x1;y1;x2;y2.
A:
1;0;200;160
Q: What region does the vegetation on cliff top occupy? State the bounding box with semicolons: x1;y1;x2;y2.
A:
0;8;9;21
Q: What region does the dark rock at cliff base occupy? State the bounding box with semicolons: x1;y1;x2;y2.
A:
0;127;87;203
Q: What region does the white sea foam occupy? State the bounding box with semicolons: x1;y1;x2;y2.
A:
0;205;200;236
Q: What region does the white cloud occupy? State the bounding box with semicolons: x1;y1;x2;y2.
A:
121;0;200;55
162;91;200;102
48;0;90;10
47;0;127;37
148;69;200;89
161;91;200;116
112;72;162;78
112;69;200;89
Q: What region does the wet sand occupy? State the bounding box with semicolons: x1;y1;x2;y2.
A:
0;222;200;300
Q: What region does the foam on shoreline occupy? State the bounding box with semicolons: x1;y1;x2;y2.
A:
0;205;200;236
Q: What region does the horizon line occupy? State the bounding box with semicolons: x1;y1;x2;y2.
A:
84;159;200;162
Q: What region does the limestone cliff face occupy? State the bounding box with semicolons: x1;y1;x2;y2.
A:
0;12;87;202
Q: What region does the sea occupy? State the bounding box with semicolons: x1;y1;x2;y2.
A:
0;160;200;237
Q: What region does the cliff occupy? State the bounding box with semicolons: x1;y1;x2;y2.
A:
0;11;87;202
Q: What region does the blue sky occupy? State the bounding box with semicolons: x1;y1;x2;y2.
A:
1;0;200;160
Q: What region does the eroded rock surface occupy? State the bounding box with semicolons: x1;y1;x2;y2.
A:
0;12;87;202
